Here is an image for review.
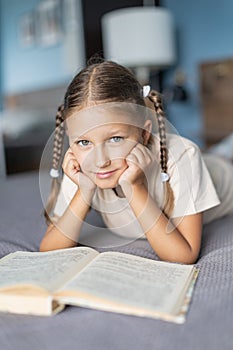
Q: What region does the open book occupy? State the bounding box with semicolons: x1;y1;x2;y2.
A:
0;247;199;323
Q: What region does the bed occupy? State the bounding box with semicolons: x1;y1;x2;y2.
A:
0;171;232;350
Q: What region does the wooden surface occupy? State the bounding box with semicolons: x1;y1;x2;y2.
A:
199;58;233;147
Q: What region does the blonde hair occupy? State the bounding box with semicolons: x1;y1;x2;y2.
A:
44;60;174;223
147;91;174;217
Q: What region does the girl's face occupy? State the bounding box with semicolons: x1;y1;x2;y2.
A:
67;106;152;189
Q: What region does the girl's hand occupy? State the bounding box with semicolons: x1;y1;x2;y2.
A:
118;143;155;189
62;149;96;195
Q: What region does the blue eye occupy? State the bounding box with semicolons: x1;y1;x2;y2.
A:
76;140;91;147
109;136;123;143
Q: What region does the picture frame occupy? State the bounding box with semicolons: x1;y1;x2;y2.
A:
18;11;36;48
36;0;63;47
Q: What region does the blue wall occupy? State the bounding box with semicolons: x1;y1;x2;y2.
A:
0;0;78;94
164;0;233;146
1;0;233;143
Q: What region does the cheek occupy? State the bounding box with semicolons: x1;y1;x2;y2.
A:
114;158;127;170
70;146;87;168
108;140;137;160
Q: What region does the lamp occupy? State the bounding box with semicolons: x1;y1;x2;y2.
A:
101;7;176;84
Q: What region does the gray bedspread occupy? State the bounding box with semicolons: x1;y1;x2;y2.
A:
0;171;232;350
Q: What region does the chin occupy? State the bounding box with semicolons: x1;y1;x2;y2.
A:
94;177;119;190
95;181;118;190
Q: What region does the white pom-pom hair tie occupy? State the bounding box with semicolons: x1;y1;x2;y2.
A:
142;85;151;98
161;172;169;182
50;168;60;178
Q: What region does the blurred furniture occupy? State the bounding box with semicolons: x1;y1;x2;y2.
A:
2;84;67;174
200;58;233;147
0;124;6;179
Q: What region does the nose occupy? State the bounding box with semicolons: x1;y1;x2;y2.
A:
95;144;111;168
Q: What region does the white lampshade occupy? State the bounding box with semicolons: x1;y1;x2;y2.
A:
101;7;176;69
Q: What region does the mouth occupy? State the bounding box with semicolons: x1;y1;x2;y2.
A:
95;169;117;179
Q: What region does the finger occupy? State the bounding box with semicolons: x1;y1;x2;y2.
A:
67;159;80;175
131;143;153;162
126;153;139;165
65;147;75;157
62;155;76;171
126;143;147;164
62;149;79;169
63;155;80;174
62;149;72;166
128;146;147;164
135;142;153;156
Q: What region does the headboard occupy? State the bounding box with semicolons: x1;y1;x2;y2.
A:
4;84;67;110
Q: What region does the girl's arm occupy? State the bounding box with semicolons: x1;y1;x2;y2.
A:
122;183;202;264
119;143;202;264
40;149;96;252
39;189;93;251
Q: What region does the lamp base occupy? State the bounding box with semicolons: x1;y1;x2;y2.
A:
134;66;150;85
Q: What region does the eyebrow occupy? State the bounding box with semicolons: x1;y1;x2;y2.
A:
76;134;89;140
69;133;90;141
73;128;128;140
71;126;128;142
107;128;128;135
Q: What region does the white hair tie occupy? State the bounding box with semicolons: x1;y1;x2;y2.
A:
161;172;169;182
50;168;60;178
142;85;151;98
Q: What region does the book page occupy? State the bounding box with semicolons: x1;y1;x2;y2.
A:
0;247;99;293
61;252;194;314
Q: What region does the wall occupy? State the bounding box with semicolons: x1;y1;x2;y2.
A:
0;0;85;95
0;0;143;96
2;0;233;144
163;0;233;146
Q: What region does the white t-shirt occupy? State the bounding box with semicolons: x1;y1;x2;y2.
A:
53;134;233;239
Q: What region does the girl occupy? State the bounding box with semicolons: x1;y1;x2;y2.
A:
40;60;233;264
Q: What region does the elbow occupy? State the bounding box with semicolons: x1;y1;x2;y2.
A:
39;240;50;252
180;253;199;265
39;239;62;252
39;225;54;252
165;256;198;265
39;236;57;252
174;255;198;265
39;232;78;252
178;247;200;265
158;250;200;265
161;242;201;265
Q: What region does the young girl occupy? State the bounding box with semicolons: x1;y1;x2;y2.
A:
40;60;233;264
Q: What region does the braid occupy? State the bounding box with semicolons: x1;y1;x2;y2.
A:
44;104;65;224
148;91;174;217
151;92;168;174
52;104;65;170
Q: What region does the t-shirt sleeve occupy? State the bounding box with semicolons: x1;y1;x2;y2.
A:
52;174;78;220
167;136;221;218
